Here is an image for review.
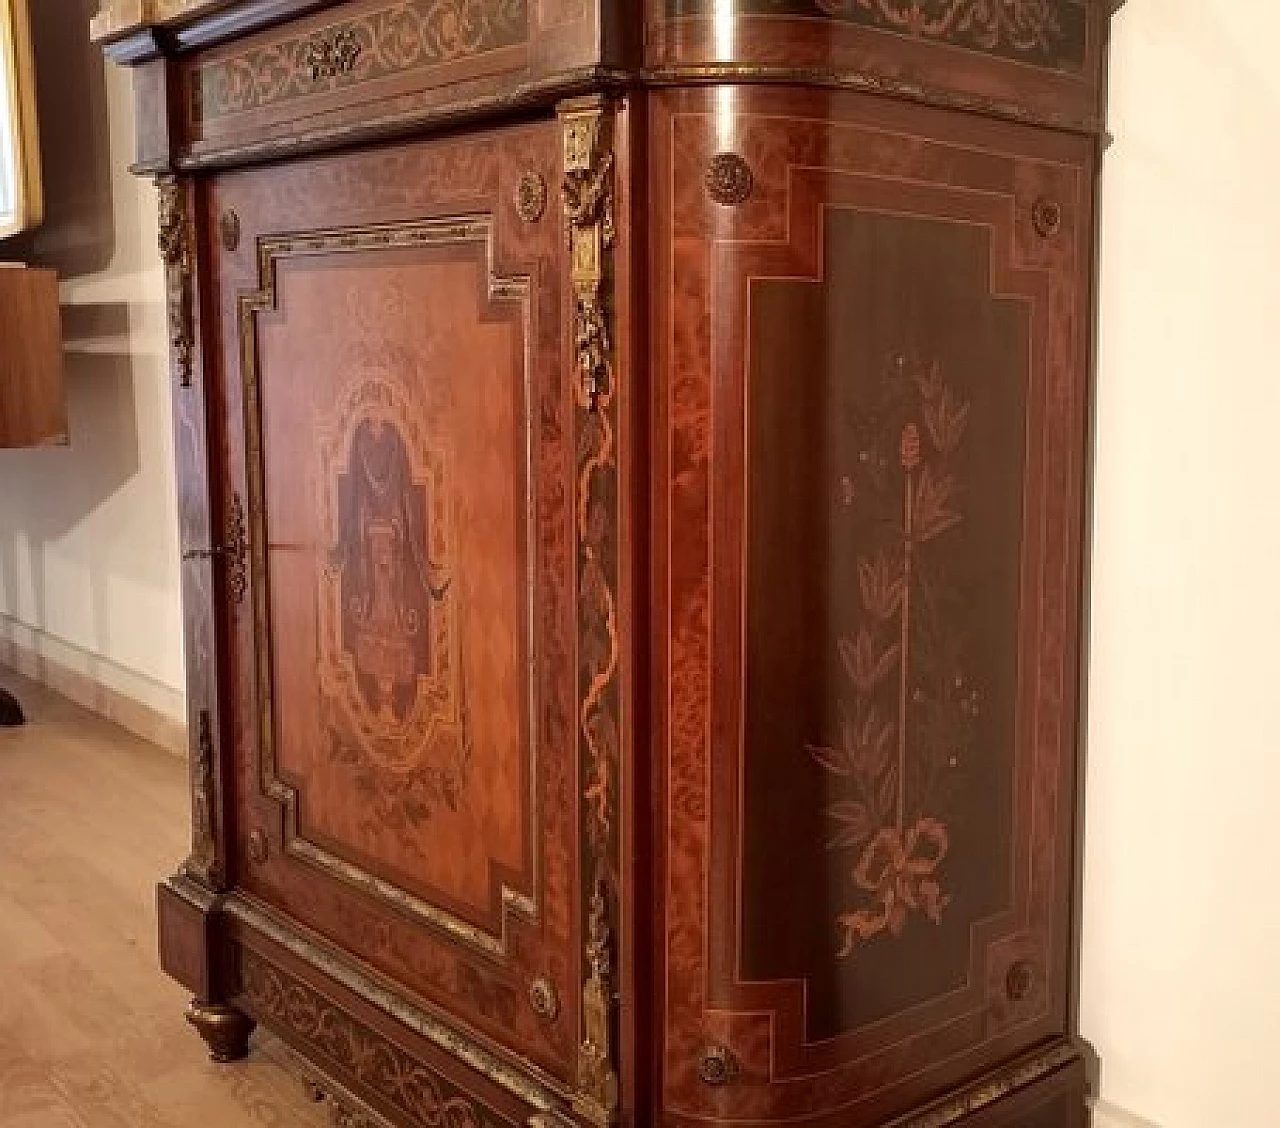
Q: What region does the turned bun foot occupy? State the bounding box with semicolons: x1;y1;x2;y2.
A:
185;1000;255;1062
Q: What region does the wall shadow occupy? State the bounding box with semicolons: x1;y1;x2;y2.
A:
3;0;115;275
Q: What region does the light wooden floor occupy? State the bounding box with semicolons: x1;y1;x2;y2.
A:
0;671;328;1128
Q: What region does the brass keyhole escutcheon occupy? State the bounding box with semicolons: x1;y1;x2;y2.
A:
220;209;241;251
247;829;269;865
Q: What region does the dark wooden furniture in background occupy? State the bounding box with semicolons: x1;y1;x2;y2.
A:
94;2;1114;1125
0;265;66;448
0;264;66;724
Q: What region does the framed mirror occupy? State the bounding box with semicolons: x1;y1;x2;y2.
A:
0;0;40;239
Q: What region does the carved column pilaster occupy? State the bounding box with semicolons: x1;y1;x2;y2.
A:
182;707;224;889
156;175;195;388
561;96;622;1128
157;173;226;895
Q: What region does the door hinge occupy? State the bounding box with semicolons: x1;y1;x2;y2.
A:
182;492;248;605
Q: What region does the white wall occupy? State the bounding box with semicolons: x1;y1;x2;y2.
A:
1083;2;1280;1127
0;7;182;725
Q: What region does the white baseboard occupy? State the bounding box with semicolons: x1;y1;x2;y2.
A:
1092;1099;1163;1128
0;615;187;757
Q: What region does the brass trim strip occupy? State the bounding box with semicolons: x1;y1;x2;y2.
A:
896;1041;1083;1127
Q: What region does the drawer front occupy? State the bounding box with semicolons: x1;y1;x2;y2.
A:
653;85;1093;1126
207;119;580;1083
645;0;1108;132
179;0;616;164
227;929;542;1128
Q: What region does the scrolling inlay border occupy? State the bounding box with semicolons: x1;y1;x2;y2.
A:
237;945;516;1128
663;0;1088;71
237;216;539;960
225;895;578;1125
190;0;529;124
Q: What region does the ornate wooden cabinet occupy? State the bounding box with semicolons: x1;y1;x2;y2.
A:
94;2;1113;1126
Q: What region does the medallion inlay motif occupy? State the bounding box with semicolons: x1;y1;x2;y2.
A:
318;378;469;828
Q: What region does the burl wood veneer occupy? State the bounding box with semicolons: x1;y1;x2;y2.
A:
95;2;1114;1125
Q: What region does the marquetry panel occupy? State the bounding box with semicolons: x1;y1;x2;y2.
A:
742;208;1028;1036
244;220;536;949
174;0;621;166
210;120;580;1081
653;84;1094;1126
189;0;529;125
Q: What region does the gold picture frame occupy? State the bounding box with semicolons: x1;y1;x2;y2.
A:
0;0;41;239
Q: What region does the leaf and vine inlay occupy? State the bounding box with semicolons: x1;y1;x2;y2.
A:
239;948;513;1128
190;0;528;122
808;352;982;957
815;0;1065;52
666;0;1086;69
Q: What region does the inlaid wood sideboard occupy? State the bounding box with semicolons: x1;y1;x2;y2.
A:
94;3;1114;1126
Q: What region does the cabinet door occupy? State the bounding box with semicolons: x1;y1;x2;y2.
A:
653;86;1094;1126
206;121;580;1083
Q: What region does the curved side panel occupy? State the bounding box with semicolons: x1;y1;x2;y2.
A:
653;83;1095;1127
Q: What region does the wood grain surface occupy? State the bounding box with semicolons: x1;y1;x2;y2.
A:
0;671;327;1128
206;117;582;1082
0;266;67;448
651;83;1095;1127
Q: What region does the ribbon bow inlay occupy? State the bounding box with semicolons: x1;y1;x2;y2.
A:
836;816;951;957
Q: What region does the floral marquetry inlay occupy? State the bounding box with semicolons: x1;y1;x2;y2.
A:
190;0;529;122
238;948;515;1128
666;0;1087;69
807;354;978;957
